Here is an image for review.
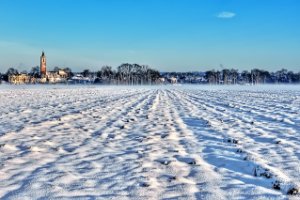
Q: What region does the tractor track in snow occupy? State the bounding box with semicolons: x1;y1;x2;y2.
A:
0;86;300;199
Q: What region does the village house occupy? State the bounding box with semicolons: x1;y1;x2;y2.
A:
8;74;31;84
46;70;68;83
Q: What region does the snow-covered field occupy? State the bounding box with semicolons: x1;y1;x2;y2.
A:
0;85;300;199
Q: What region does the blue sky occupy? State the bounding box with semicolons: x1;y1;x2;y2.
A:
0;0;299;72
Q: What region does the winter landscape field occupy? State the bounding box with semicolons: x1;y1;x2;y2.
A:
0;85;300;199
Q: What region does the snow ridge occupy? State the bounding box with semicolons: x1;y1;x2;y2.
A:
0;85;300;199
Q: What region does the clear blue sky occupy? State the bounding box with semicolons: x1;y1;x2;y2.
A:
0;0;299;72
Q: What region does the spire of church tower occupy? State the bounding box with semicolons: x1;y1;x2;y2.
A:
40;51;47;77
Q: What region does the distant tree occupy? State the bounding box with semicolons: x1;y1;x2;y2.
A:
222;69;230;84
294;72;300;83
3;68;19;82
53;66;61;72
215;70;221;84
283;71;300;83
140;65;149;84
251;69;261;84
63;67;73;78
291;72;300;83
205;70;217;84
230;69;239;84
96;66;114;84
1;72;7;82
30;66;40;78
276;69;288;83
6;67;19;76
96;70;102;78
146;68;161;84
116;63;160;85
102;66;113;80
118;63;132;84
82;69;90;77
241;70;251;84
260;70;270;83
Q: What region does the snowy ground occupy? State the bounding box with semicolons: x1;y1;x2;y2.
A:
0;85;300;199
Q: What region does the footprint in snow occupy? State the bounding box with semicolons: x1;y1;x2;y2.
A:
174;155;197;165
119;125;128;129
156;158;173;165
139;182;150;187
160;174;177;182
225;138;239;144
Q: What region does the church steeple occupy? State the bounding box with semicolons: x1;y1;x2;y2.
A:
40;51;47;77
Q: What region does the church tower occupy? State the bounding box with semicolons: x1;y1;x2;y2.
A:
40;51;47;76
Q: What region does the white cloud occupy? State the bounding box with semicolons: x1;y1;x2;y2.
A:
216;11;236;19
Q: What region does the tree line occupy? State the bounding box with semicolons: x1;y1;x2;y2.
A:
204;68;300;84
0;63;161;85
93;64;161;85
1;65;299;84
163;68;300;84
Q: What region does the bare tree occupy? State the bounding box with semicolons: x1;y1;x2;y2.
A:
30;66;40;78
82;69;90;77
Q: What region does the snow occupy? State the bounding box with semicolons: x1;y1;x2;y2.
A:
0;84;300;199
